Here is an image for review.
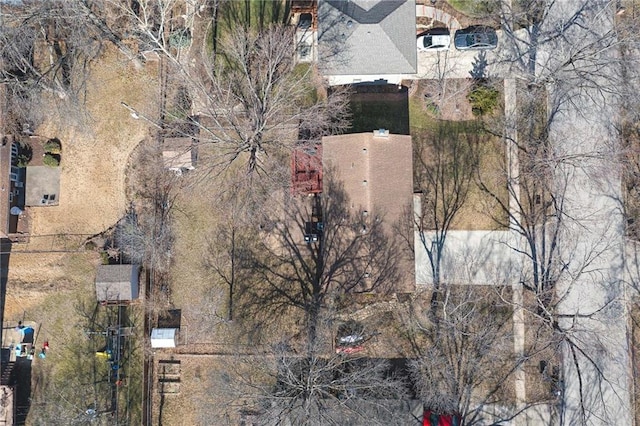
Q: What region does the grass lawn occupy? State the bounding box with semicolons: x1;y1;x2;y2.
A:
447;0;498;18
215;0;291;48
409;82;508;230
2;250;143;424
349;89;410;135
2;40;159;423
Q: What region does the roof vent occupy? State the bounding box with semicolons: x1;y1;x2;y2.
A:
373;128;389;137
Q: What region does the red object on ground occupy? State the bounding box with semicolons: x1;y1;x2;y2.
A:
423;410;461;426
335;345;364;354
43;341;49;351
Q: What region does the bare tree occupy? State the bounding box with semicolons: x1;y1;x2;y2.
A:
407;286;514;423
405;284;562;425
413;122;481;305
195;24;350;174
236;177;403;344
207;315;412;426
102;1;351;175
0;1;104;132
115;141;177;274
477;2;637;422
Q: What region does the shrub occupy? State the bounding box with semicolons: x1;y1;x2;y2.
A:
16;155;29;168
169;29;191;48
15;143;33;168
467;84;499;116
43;153;60;167
43;138;62;154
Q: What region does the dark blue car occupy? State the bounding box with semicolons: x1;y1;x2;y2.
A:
454;26;498;50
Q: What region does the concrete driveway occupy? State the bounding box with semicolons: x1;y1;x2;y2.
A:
413;4;529;80
413;3;632;425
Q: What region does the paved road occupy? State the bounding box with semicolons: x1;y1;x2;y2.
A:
540;1;632;424
413;3;632;424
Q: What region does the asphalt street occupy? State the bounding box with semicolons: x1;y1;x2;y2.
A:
415;2;632;424
540;2;631;424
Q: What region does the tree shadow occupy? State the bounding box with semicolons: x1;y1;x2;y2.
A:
469;51;488;80
14;357;32;424
232;173;403;344
348;84;410;135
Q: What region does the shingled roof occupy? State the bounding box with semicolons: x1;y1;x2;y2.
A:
322;131;413;231
318;0;417;76
323;131;414;292
95;264;139;302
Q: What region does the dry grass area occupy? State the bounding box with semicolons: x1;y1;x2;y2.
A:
8;43;159;284
166;177;305;348
3;41;159;423
22;44;158;241
164;173;240;344
456;136;508;230
521;288;561;406
150;354;275;425
410;78;508;231
4;252;98;319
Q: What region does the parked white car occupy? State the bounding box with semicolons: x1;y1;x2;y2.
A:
417;29;451;51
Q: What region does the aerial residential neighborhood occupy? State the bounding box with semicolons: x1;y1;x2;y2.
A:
0;0;639;425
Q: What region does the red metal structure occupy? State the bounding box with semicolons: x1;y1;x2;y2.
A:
291;144;323;195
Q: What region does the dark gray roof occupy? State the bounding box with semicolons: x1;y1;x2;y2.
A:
96;264;137;283
95;264;139;301
318;0;417;76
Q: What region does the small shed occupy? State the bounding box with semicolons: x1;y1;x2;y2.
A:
151;328;177;348
95;264;139;302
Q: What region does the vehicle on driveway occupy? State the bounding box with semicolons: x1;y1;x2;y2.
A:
417;28;451;51
454;26;498;50
335;320;367;354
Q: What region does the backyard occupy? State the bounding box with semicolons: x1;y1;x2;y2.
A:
3;40;159;424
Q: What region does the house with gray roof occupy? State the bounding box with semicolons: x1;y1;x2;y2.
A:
318;0;417;85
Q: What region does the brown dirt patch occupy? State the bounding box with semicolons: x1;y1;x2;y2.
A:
418;0;501;28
